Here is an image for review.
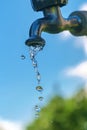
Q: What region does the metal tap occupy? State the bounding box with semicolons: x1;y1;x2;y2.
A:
25;0;87;47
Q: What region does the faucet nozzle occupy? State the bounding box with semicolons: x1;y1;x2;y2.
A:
25;36;45;48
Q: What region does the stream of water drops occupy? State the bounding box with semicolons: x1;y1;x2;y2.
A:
29;45;44;118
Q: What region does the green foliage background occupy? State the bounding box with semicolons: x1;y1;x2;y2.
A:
26;88;87;130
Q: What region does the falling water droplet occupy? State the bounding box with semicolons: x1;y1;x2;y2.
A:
29;45;44;118
36;86;43;92
37;72;41;84
21;55;26;60
35;105;41;112
32;60;37;68
38;96;44;101
35;113;39;118
30;52;34;60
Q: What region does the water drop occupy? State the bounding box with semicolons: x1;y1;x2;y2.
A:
32;60;37;68
37;72;41;84
35;105;41;112
30;52;34;60
38;96;44;101
29;45;44;118
21;55;26;60
36;86;43;92
35;113;39;118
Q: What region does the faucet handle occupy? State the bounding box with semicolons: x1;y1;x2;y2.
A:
31;0;68;11
69;11;87;36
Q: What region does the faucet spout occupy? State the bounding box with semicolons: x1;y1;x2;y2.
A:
25;17;46;47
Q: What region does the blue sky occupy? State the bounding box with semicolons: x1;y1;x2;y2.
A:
0;0;87;129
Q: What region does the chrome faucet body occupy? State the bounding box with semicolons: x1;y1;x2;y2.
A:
25;0;87;47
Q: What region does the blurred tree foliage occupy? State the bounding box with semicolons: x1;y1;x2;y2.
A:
26;88;87;130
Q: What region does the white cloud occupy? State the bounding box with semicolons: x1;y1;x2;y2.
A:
65;61;87;81
75;36;87;55
79;3;87;11
60;30;72;40
0;118;23;130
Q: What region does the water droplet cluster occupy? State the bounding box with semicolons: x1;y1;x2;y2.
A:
29;45;44;118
